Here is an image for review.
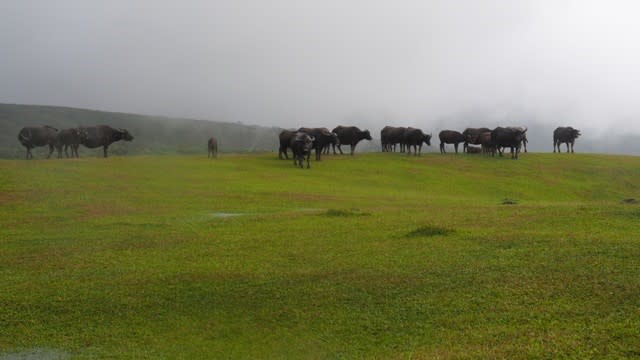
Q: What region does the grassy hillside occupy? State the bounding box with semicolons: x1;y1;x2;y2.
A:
1;152;639;358
0;104;284;158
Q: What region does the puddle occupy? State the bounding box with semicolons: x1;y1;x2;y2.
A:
0;348;70;360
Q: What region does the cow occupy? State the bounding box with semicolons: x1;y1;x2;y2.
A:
380;126;407;152
79;125;134;158
331;126;373;155
466;145;482;153
54;128;84;158
208;137;218;158
553;126;581;153
475;131;495;154
290;132;315;168
490;127;527;159
462;127;491;153
278;130;297;159
438;130;465;154
505;127;528;153
403;128;432;156
298;127;339;161
17;125;58;159
322;133;340;154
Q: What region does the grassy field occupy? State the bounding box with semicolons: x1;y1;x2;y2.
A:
1;152;639;359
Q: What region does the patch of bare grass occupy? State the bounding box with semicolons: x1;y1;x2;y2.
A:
406;225;454;238
322;208;371;217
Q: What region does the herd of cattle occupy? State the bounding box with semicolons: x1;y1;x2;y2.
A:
278;125;582;168
17;124;582;166
17;125;134;159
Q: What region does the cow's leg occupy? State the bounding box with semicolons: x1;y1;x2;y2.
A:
418;144;422;156
47;144;55;159
350;144;355;155
315;146;321;161
103;145;108;158
306;152;311;168
454;143;459;154
571;141;574;153
439;143;444;154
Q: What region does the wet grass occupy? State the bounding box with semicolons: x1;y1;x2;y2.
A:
1;152;639;358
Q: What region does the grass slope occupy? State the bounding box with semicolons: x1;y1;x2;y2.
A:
1;152;639;358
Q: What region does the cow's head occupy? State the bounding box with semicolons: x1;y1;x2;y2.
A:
77;127;89;141
304;136;315;151
118;128;134;141
424;133;432;146
363;130;372;140
572;129;581;138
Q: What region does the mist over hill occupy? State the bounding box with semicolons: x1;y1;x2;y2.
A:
1;103;639;158
0;104;284;158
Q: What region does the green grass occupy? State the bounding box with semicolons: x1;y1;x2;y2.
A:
1;152;639;358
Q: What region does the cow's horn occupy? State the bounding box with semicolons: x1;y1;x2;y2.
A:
522;127;528;133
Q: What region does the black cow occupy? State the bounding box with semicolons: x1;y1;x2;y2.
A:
208;137;218;158
298;127;338;161
290;132;314;168
462;127;491;152
380;126;407;152
553;126;581;153
491;127;527;159
278;130;297;159
438;130;465;154
331;126;372;155
506;127;528;153
322;133;340;154
475;131;495;154
55;128;83;158
79;125;134;158
18;125;58;159
403;128;432;156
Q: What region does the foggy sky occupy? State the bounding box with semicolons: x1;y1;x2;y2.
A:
2;1;640;135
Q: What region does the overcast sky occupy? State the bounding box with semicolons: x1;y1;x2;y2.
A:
2;1;640;134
